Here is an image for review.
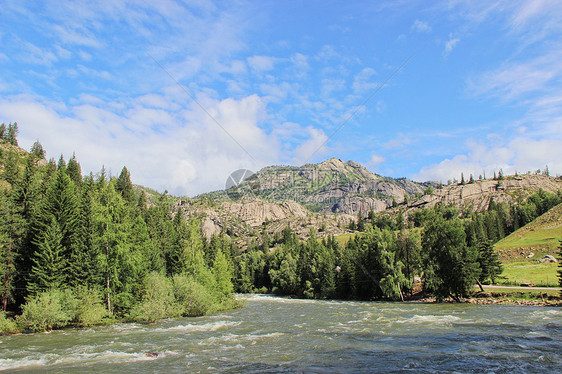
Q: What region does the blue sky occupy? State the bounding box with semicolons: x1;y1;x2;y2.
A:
1;1;561;196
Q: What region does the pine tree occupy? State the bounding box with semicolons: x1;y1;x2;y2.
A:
28;217;66;294
66;153;82;186
116;167;134;202
57;155;66;171
0;191;23;311
30;141;46;159
6;122;18;146
477;239;502;284
0;123;6;140
3;150;20;185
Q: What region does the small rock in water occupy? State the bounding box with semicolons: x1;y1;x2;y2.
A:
144;351;159;357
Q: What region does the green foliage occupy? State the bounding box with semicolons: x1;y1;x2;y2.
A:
477;239;503;284
0;311;19;335
558;241;562;294
28;218;66;294
18;289;72;332
130;272;181;323
30;140;45;159
172;274;217;316
423;218;480;300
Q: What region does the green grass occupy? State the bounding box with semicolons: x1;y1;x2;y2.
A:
481;288;560;299
495;226;562;253
498;261;559;287
495;203;562;255
334;233;356;246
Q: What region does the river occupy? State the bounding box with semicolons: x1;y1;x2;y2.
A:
1;295;560;373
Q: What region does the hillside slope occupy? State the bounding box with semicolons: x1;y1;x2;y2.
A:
495;202;562;259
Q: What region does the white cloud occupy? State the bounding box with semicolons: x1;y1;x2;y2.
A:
247;55;277;72
368;153;386;166
443;33;460;57
413;137;562;182
352;68;378;94
411;20;431;33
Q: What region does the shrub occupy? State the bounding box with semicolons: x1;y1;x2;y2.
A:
130;272;181;323
73;287;107;327
0;312;20;335
18;289;72;332
172;274;217;316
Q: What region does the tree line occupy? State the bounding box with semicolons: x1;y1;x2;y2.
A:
231;189;562;302
0;129;238;332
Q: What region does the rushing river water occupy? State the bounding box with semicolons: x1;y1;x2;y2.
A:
1;295;561;373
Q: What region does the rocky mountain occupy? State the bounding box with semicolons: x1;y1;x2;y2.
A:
184;161;562;244
207;158;429;216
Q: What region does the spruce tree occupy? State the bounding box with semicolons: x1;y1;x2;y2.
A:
28;217;66;294
116;166;134;202
66;153;82;186
0;123;6;140
3;150;20;185
30;141;46;159
6;122;18;146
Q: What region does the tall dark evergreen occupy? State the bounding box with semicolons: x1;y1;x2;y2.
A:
30;141;45;159
116;166;134;202
28;217;66;294
66;153;82;186
6;122;18;146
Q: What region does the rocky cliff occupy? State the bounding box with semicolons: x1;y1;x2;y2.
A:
214;158;428;216
406;174;562;214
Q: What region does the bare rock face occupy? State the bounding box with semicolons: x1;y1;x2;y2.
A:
173;197;352;242
223;199;309;227
406;175;562;215
244;158;426;216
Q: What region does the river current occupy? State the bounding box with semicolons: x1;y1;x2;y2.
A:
1;295;560;373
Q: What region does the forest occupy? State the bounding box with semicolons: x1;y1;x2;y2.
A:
1;122;562;334
0;123;239;333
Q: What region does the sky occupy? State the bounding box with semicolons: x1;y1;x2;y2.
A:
1;0;561;196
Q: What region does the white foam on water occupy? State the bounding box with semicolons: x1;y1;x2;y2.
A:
396;314;461;324
162;320;241;333
0;357;50;371
529;309;562;320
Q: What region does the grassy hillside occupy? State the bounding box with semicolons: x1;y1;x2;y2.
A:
494;203;561;287
495;202;562;258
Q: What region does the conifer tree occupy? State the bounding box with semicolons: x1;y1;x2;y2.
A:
477;239;502;284
28;217;66;294
116;166;134;202
66;153;82;186
30;141;45;159
57;155;66;171
6;122;18;146
3;151;20;185
0;123;6;140
0;191;22;310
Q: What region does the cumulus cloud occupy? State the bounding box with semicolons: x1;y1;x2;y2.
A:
413;137;562;182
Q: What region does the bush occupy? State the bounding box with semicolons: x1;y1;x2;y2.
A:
0;312;20;335
18;289;72;332
173;274;217;316
73;287;107;327
130;272;182;323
